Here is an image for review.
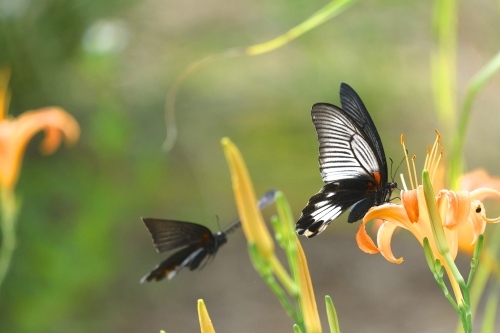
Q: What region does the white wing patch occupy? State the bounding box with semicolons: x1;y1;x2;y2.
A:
312;104;380;183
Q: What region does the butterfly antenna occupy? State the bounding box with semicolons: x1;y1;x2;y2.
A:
389;157;394;182
215;214;222;231
389;154;406;184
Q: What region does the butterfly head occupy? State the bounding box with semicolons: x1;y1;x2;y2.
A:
211;231;228;253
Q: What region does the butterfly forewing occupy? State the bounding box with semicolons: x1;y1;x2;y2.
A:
339;82;388;176
142;218;214;253
312;103;381;183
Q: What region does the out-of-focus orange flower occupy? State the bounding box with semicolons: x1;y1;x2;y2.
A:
456;169;500;255
0;67;80;191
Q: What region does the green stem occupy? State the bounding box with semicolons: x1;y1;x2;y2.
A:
422;171;471;332
248;243;301;327
0;188;19;292
449;50;500;189
467;234;484;288
423;238;460;312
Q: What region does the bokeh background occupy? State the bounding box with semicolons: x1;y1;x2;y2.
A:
1;0;500;332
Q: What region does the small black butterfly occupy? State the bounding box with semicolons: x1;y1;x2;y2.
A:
295;83;397;238
141;189;277;282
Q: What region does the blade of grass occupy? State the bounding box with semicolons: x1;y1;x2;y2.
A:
449;50;500;188
431;0;457;136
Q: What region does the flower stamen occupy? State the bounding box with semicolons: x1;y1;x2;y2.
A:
424;130;442;182
411;155;418;190
401;134;415;190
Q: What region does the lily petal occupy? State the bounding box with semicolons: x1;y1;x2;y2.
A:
377;222;403;264
357;204;416;255
402;189;419;222
356;216;379;254
437;190;470;229
0;107;80;190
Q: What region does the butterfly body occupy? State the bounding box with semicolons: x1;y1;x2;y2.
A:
296;83;396;238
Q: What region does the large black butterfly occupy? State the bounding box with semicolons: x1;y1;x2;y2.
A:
295;83;396;238
141;189;277;282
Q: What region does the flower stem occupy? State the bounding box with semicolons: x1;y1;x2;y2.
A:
248;243;301;325
0;187;18;291
422;170;471;332
467;234;484;288
423;238;460;312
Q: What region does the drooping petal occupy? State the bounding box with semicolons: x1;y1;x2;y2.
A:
470;187;500;204
357;204;415;255
356;217;379;254
470;188;500;224
377;222;403;264
16;107;80;153
0;107;80;190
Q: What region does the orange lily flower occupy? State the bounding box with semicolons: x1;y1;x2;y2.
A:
356;132;500;303
0;67;80;191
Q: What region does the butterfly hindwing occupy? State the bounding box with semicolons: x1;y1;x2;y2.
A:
295;179;377;237
140;245;206;282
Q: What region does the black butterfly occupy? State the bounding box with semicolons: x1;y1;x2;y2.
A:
295;83;397;238
141;189;277;282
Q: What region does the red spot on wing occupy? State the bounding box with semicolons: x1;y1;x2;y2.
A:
366;172;382;194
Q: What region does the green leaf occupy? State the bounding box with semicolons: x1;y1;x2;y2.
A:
325;295;340;333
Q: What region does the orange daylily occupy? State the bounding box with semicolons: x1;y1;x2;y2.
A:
356;133;500;303
0;67;80;191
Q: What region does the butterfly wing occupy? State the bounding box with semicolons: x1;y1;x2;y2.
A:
296;179;377;237
339;83;388;178
296;85;389;237
141;218;214;253
312;103;382;184
140;245;207;282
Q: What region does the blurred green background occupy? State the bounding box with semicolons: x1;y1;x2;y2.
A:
1;0;499;332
